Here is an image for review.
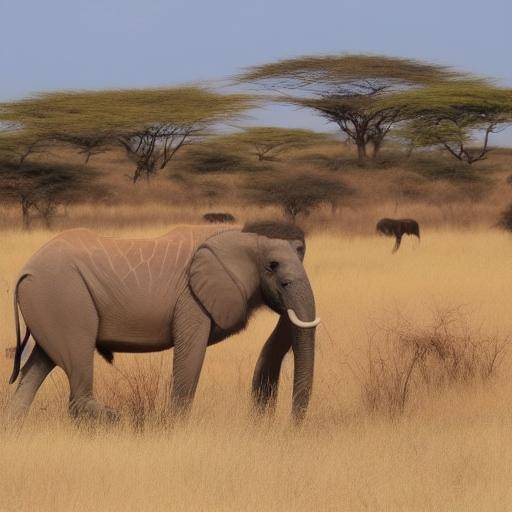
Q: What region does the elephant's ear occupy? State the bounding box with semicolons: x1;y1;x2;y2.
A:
189;247;247;331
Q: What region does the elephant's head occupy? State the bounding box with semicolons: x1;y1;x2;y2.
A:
189;221;319;422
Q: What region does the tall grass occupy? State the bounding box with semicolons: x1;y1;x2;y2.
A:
1;227;512;510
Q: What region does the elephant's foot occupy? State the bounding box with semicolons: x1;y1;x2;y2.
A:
4;402;29;427
69;398;120;425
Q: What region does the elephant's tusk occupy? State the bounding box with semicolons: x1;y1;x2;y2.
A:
287;309;321;328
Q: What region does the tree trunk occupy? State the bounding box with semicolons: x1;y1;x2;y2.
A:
132;166;142;183
371;138;382;160
356;140;367;164
21;202;31;230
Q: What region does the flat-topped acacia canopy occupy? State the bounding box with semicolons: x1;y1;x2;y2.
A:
237;54;470;162
0;87;256;181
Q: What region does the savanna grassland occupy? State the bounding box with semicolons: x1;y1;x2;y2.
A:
2;224;512;511
3;47;512;512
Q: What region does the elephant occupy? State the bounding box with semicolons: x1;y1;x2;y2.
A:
7;221;320;424
376;218;420;253
202;212;236;224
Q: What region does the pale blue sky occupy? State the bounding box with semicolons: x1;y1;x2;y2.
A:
1;0;511;142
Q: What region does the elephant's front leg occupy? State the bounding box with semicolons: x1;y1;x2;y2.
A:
393;234;402;253
252;316;292;415
170;289;211;417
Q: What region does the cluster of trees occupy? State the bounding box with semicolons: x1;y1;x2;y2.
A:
1;53;511;228
0;87;253;225
237;55;512;165
0;87;253;180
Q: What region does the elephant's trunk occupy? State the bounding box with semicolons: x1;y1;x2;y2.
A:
282;278;317;423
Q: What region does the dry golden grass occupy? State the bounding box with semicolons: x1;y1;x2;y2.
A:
0;195;506;235
2;226;512;510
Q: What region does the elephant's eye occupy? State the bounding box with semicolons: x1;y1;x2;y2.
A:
266;261;279;272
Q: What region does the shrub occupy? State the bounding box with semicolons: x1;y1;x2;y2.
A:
352;307;505;419
243;171;354;223
408;155;485;183
98;355;170;432
498;203;512;231
179;143;250;173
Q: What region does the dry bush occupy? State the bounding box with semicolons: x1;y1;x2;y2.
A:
352;307;506;419
498;202;512;231
176;142;254;174
242;169;354;223
96;354;171;432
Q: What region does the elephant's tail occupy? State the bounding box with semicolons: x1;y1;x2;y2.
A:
9;275;31;384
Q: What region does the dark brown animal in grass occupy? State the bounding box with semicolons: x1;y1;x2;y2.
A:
376;218;420;253
203;212;236;224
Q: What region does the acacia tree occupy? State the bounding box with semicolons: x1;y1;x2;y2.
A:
237;54;461;163
0;131;49;167
0;160;105;228
51;132;112;164
0;88;254;182
244;172;353;222
391;83;512;164
215;126;335;161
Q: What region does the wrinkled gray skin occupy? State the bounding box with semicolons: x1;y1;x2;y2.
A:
7;226;317;424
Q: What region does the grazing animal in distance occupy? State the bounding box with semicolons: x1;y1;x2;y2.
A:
6;222;319;425
376;218;420;253
203;212;236;224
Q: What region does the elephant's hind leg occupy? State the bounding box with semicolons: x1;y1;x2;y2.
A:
252;316;292;415
17;272;118;424
6;344;55;425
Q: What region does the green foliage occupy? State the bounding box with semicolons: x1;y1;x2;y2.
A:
384;81;512;118
239;54;457;89
178;142;251;174
390;83;512;163
0;131;48;166
214;127;335;161
238;54;463;163
0;87;253;135
0;87;255;181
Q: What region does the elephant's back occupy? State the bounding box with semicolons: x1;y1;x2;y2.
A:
17;228;193;343
19;229;100;276
17;225;241;343
19;225;240;276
